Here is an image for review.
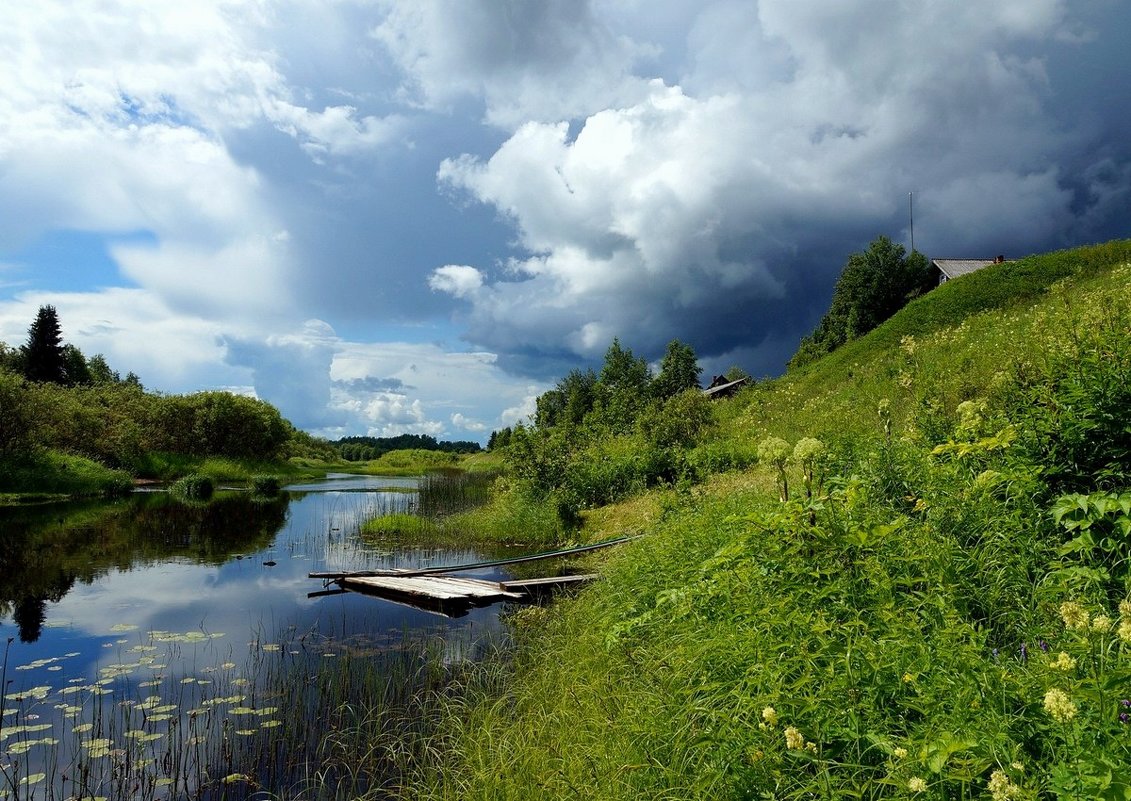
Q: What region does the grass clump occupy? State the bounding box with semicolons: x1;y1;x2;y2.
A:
170;473;214;500
250;474;282;497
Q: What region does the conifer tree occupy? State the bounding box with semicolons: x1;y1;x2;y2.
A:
21;305;67;384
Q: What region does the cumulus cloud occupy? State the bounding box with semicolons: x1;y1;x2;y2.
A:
428;265;484;298
431;0;1131;372
371;0;654;128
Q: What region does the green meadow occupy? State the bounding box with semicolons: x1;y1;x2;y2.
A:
404;241;1131;800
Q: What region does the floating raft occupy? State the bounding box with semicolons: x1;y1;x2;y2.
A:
310;536;637;617
335;572;598;618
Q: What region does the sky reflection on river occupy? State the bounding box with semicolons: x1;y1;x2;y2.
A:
0;474;514;799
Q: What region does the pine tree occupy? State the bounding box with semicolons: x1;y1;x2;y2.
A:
21;305;67;384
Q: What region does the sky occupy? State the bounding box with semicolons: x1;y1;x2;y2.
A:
2;0;1129;443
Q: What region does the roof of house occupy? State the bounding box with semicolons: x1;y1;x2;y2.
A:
930;258;999;280
702;377;749;398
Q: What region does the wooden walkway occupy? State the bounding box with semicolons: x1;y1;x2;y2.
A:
332;573;598;617
310;535;635;617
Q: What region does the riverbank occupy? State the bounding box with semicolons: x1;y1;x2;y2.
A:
0;448;501;506
403;243;1131;799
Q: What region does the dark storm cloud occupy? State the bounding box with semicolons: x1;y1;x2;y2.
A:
426;0;1131;375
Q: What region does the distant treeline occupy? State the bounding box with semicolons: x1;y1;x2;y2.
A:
1;306;334;476
333;434;482;462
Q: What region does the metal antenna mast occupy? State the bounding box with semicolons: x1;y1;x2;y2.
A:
909;191;915;253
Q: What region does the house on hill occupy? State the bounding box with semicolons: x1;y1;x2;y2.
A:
930;255;1007;285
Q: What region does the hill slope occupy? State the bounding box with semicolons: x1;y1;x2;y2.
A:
414;241;1131;800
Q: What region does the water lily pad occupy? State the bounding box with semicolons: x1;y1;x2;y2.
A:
223;773;252;784
110;623;139;632
236;729;257;736
221;662;237;670
73;723;94;733
19;773;46;786
260;719;281;728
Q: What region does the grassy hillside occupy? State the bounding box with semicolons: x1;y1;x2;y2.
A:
408;241;1131;800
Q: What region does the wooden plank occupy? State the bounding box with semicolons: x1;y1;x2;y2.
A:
501;574;598;591
341;575;522;601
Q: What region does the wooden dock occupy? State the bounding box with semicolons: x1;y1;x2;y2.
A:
333;573;598;617
310;535;635;617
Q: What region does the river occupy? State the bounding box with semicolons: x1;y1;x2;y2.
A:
0;474;517;800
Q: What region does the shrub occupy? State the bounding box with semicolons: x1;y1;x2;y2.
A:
171;473;214;500
250;474;282;497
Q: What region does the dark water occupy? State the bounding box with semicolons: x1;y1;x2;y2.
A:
0;474;515;799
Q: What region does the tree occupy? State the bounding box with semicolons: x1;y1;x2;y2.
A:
535;368;597;429
21;305;67;384
652;339;702;399
87;353;120;384
62;344;92;386
790;237;933;369
593;338;652;433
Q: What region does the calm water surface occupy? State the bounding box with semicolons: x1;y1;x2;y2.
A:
0;474;516;799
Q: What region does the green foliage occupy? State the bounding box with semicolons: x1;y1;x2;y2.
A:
334;433;481;462
652;339;702;398
791;236;933;369
250;474;282;497
535;367;597;429
0;369;33;455
170;473;214;500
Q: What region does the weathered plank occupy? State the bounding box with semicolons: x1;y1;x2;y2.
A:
500;574;598;591
341;575;523;601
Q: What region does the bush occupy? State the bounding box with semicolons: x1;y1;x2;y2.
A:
250;474;282;497
171;473;214;500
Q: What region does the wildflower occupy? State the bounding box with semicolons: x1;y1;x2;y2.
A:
1010;762;1024;772
784;726;805;750
1119;619;1131;643
903;672;915;683
1121;699;1131;708
761;706;778;726
805;741;818;754
793;437;826;465
1092;615;1113;633
893;747;908;759
1050;651;1077;672
1059;601;1090;630
908;777;927;793
1043;688;1078;724
1120;599;1131;619
1121;713;1130;725
988;769;1018;801
757;437;791;468
1019;642;1028;662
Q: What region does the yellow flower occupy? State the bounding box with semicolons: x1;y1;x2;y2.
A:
893;747;908;759
805;741;818;754
1059;601;1090;630
908;777;927;793
988;770;1014;801
1092;615;1113;633
784;726;805;750
1119;599;1131;619
1119;619;1131;644
902;672;915;683
1050;651;1077;672
761;706;778;726
1043;688;1077;724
